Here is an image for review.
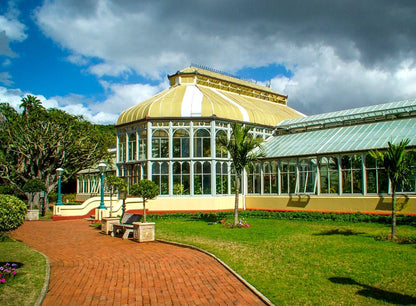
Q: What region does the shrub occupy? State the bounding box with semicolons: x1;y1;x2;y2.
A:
0;185;15;195
0;195;27;232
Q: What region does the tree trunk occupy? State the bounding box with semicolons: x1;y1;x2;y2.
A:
42;195;49;216
234;176;240;225
109;190;113;217
143;199;147;223
391;190;397;238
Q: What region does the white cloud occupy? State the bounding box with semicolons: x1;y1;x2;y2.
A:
0;79;167;125
271;46;416;115
0;2;27;56
98;80;168;113
0;15;27;42
88;62;131;78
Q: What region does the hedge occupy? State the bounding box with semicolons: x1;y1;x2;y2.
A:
145;210;416;226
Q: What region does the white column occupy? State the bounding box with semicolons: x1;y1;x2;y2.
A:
211;121;216;196
338;156;342;195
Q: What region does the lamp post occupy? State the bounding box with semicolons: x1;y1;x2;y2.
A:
56;168;64;206
98;163;107;209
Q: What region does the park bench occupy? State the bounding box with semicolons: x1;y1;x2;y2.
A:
111;213;142;239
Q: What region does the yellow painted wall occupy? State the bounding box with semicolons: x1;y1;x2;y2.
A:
54;194;416;219
55;196;241;219
245;195;416;214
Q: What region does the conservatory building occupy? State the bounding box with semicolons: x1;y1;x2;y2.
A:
72;66;416;217
113;66;303;211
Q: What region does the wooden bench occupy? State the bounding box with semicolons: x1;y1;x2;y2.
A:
111;213;142;239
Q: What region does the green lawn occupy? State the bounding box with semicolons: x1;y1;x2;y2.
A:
0;236;46;306
155;218;416;305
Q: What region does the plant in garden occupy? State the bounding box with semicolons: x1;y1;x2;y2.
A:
22;179;46;210
130;179;159;222
217;122;264;226
0;194;27;233
0;262;19;284
370;138;411;238
105;174;127;217
221;217;251;228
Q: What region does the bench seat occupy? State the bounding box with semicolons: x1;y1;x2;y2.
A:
111;213;142;239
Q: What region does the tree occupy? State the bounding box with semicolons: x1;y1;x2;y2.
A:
370;139;411;238
105;174;127;217
218;123;264;226
130;179;159;223
0;96;113;204
22;179;46;210
19;95;43;116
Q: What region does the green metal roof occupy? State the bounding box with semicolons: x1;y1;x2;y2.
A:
277;99;416;130
263;118;416;158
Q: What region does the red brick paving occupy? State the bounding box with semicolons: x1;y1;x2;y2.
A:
12;220;267;305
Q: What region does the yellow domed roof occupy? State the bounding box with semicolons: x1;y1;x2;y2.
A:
117;66;304;127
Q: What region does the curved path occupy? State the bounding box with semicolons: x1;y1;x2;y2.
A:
13;220;267;305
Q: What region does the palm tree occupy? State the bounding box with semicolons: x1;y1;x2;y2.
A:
218;123;264;226
370;139;410;238
19;95;42;116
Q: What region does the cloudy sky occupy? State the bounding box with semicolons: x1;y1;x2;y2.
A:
1;0;416;124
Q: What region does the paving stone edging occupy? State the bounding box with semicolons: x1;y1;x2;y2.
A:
34;250;50;306
156;239;274;306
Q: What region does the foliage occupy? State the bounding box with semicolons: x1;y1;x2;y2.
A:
106;175;127;194
217;123;264;225
130;179;159;222
370;139;411;237
155;218;416;305
105;175;127;217
22;179;46;210
0;185;14;195
0;95;113;201
0;195;27;233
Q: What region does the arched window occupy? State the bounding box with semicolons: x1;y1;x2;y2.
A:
263;161;278;194
319;157;339;194
298;158;317;194
152;130;169;158
280;159;297;194
118;134;126;162
216;162;229;194
128;133;136;161
215;130;227;158
341;155;362;194
194;129;211;157
194;161;211;194
365;154;388;194
173;129;190;158
173;162;190;195
138;130;146;160
247;163;261;194
152;162;169;195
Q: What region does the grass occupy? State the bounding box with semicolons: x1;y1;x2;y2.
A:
0;234;46;306
155;218;416;305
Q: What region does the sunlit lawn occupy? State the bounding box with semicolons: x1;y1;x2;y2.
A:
155;218;416;305
0;236;46;306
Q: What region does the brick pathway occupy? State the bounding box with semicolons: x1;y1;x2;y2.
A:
12;220;267;305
